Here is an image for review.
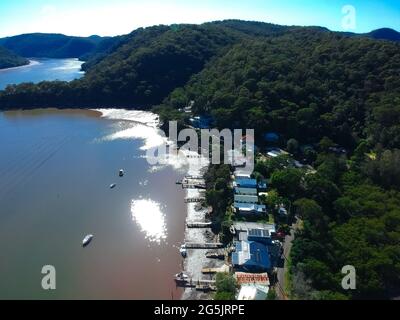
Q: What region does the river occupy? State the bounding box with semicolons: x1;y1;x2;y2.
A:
0;58;84;90
0;59;188;299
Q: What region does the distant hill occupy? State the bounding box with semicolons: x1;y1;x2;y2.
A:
366;28;400;42
342;28;400;42
0;33;106;59
0;46;29;69
1;20;399;110
79;34;131;71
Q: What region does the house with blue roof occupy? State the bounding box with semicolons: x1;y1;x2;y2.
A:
234;178;258;189
234;203;267;216
232;240;271;273
189;115;213;129
264;132;279;143
247;228;273;245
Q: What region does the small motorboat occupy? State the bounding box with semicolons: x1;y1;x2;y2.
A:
82;234;94;247
119;169;124;177
179;244;187;258
110;183;116;189
174;272;190;283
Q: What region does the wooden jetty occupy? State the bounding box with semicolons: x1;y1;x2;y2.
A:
187;222;212;228
185;175;204;180
201;268;220;274
205;250;225;259
184;198;204;203
182;185;206;190
175;278;216;291
177;176;206;189
196;284;216;292
184;242;224;249
202;265;230;274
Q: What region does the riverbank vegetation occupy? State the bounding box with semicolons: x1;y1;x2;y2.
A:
251;143;400;299
204;164;232;235
214;272;237;300
0;46;28;69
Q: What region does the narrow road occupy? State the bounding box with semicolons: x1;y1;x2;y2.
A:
275;219;299;300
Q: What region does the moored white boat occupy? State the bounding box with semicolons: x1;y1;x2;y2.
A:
179;244;187;257
82;234;94;247
174;272;190;282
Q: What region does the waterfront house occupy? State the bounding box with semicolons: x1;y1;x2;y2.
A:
235;272;270;286
235;272;270;300
234;178;258;189
237;284;269;300
235;226;274;245
234;194;259;204
233;222;276;234
234;203;267;216
232;240;271;273
247;228;274;245
234;171;252;179
234;187;257;195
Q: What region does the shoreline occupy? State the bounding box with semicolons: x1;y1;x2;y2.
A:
0;59;40;72
2;107;216;300
95;108;219;300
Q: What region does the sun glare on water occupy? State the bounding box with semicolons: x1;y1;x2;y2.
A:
130;199;167;243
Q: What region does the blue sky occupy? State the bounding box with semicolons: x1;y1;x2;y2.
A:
0;0;399;37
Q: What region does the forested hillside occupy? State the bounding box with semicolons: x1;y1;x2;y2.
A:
0;46;29;69
0;20;399;299
162;28;400;150
0;33;105;58
0;21;288;107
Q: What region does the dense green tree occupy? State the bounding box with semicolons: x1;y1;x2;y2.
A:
270;168;304;200
0;46;28;69
215;273;237;300
287;138;299;155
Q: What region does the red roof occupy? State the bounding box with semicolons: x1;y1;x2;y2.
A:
235;272;270;285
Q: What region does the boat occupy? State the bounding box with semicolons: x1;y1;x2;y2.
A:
174;272;190;283
179;244;187;258
119;169;124;177
206;251;225;259
110;183;116;189
82;234;94;247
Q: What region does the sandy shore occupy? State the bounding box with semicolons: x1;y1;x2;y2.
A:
179;151;228;300
94;108;221;300
0;60;40;72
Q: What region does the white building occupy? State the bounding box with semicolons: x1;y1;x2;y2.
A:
237;284;269;300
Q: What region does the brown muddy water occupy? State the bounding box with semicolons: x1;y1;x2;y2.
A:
0;108;187;299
